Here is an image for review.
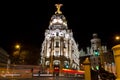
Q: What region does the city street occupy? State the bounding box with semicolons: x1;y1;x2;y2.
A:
0;76;84;80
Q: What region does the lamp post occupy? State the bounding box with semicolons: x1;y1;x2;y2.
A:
13;44;21;64
115;36;120;41
15;44;20;50
115;35;120;45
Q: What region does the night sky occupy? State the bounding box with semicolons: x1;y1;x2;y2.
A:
0;1;120;54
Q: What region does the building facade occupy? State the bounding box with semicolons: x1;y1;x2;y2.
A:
89;33;102;70
0;47;9;68
40;4;80;74
79;33;115;71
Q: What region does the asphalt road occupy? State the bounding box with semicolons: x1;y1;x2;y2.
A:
0;76;84;80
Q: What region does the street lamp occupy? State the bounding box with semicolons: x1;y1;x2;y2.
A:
15;44;20;49
14;44;21;55
13;44;21;64
115;36;120;41
115;35;120;45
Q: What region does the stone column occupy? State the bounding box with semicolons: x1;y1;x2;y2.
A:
83;58;91;80
112;44;120;80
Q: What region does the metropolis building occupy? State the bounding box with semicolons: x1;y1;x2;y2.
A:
40;4;80;73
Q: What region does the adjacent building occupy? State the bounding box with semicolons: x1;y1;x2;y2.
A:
0;47;9;68
79;33;115;72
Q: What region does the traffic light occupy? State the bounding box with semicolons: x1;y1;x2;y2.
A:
64;64;69;69
54;65;59;72
53;65;59;76
65;65;69;68
94;50;99;56
96;66;99;70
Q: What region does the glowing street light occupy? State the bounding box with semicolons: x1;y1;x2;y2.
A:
15;44;20;49
115;36;120;41
13;44;21;64
13;44;21;56
115;35;120;44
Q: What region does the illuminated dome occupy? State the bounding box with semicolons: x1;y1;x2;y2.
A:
49;4;68;30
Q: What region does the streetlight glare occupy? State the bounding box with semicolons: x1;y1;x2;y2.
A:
115;36;120;40
15;44;20;49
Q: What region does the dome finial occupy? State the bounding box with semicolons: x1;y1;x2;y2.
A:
55;4;63;14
